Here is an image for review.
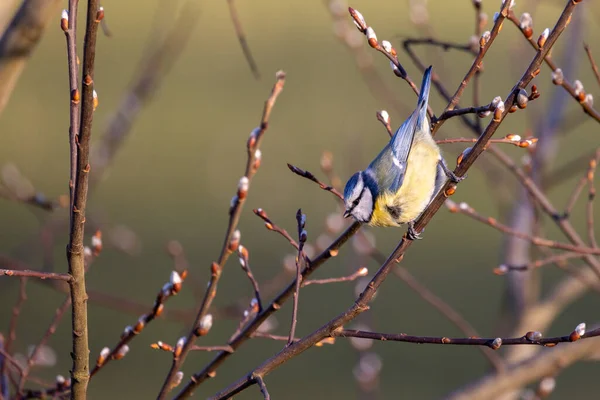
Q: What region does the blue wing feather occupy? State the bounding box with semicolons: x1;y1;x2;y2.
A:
386;66;433;193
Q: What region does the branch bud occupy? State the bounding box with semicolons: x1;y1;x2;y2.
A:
61;10;69;32
537;28;549;48
196;314;213;336
479;31;491;48
348;7;367;33
229;230;241;252
366;27;378;48
490;337;502;350
237;176;249;200
114;344;130;360
96;6;104;22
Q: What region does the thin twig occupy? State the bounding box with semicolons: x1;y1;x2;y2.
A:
237;246;263;312
287;164;344;201
445;200;600;255
302;267;368;287
586;150;599;248
584;43;600;88
335;326;599;347
0;269;72;281
226;0;260;79
255;376;270;400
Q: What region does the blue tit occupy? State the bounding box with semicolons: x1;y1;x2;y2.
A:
342;66;462;239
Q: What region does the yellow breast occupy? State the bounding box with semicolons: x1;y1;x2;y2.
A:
369;139;440;227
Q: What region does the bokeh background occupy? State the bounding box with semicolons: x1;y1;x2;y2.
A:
1;0;599;398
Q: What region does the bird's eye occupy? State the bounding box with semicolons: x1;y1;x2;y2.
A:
352;199;360;206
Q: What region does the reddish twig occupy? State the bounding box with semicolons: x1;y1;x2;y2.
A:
226;0;260;79
302;267;368;287
157;71;286;399
584;43;600;88
335;324;598;348
445;200;600;256
237;245;263;312
253;208;300;250
435;136;537;148
0;269;72;281
287;164;344;201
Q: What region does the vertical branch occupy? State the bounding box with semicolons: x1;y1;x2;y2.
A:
63;1;80;215
0;277;27;395
66;1;101;398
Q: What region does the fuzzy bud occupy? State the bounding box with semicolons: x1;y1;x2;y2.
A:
247;127;260;149
95;7;105;23
551;68;564;85
134;316;145;333
537;377;556;397
456;147;472;166
381;40;392;53
537;28;549;48
172;371;184;388
229;230;241;252
114;344;129;360
575;322;586;336
348;7;367;32
516;89;528;109
506;133;522;142
91;230;102;255
93;90;99;110
377;110;390;125
493;264;509;275
56;375;66;386
526;331;543;341
97;347;110;366
493;101;505;121
196;314;213;336
61;10;69;32
480;31;491;48
170;271;182;293
174;337;186;357
237;176;249;200
365;27;378;48
490;337;502;350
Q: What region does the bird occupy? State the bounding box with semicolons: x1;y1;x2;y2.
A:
342;66;463;240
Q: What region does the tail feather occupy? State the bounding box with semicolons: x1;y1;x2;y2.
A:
416;66;432;130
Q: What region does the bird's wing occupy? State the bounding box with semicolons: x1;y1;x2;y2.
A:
387;66;432;192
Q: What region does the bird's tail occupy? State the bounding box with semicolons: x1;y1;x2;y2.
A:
416;66;432;130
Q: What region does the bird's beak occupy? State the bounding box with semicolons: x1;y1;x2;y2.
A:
343;210;351;219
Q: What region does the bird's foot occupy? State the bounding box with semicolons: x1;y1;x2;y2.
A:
439;158;466;183
406;222;423;240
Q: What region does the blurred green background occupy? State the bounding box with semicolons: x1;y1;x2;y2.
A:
1;0;599;398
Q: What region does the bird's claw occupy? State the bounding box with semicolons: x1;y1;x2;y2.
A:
406;222;423;240
448;171;466;183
